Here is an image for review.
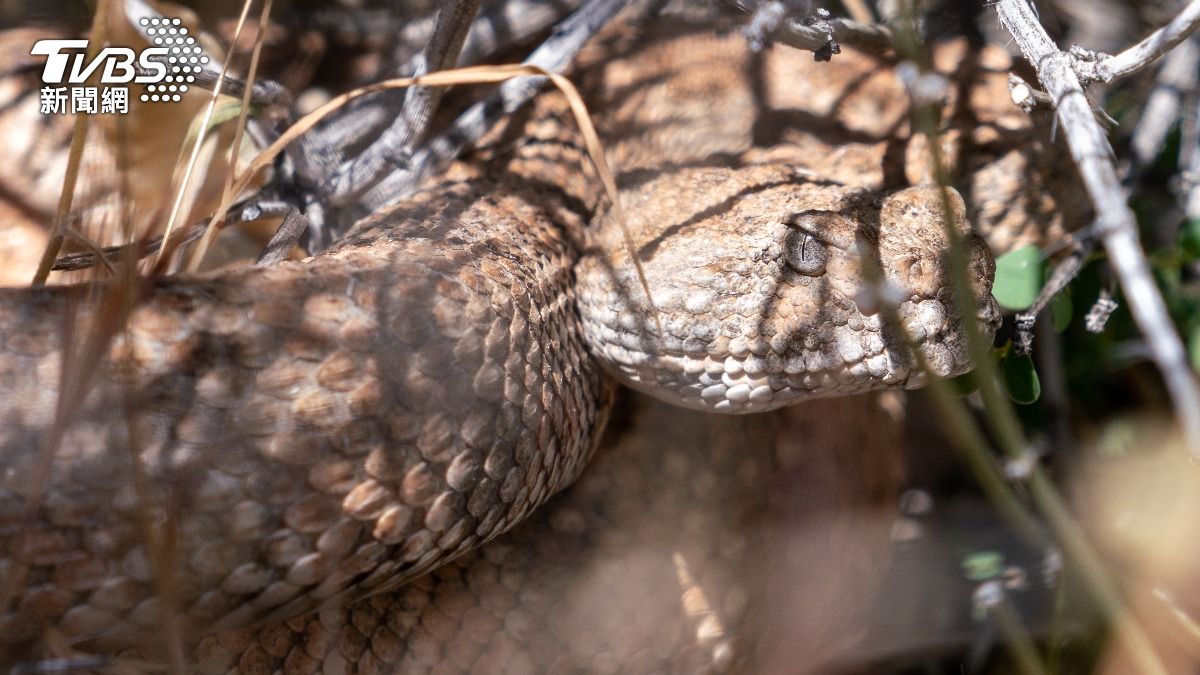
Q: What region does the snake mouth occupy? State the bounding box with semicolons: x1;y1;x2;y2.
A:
587;291;1003;415
903;291;1002;390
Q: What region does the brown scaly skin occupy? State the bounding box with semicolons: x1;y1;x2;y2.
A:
0;172;612;655
0;8;1075;672
195;390;905;675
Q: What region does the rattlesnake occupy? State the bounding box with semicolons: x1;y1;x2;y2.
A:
0;8;1083;673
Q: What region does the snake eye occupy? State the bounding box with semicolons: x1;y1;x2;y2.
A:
784;214;829;276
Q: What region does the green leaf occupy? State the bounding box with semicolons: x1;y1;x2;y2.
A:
207;99;247;130
993;245;1046;311
1050;289;1072;332
1002;351;1041;405
1181;218;1200;261
181;99;246;151
961;550;1004;581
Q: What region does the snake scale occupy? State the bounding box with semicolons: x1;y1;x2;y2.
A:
0;6;1081;672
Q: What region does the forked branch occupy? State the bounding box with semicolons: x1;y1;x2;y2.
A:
995;0;1200;460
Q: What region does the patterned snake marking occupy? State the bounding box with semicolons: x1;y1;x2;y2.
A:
0;12;1039;673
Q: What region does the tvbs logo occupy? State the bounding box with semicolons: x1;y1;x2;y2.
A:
31;40;169;85
32;17;205;113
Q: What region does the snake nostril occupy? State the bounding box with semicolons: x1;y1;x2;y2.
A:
978;296;1003;332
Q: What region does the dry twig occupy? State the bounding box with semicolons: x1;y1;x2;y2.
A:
722;0;894;56
325;0;481;202
360;0;632;210
300;1;582;181
1095;0;1200;82
30;0;112;285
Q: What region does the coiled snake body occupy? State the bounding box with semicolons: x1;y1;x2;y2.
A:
0;13;1025;673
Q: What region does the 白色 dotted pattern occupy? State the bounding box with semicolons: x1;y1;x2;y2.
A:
137;17;205;103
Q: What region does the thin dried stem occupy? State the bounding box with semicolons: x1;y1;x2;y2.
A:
1182;84;1200;220
997;1;1195;671
776;15;893;55
894;14;1169;673
50;199;287;272
988;591;1051;675
1014;240;1094;355
300;0;581;174
62;226;117;277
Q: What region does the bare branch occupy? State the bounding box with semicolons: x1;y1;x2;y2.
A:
189;68;291;110
1007;73;1053;112
1178;65;1200;221
722;0;894;56
397;0;482;141
1085;289;1120;334
302;1;581;169
434;0;587;72
255;206;310;266
997;0;1200;465
325;0;480;202
776;15;893;55
1099;0;1200;81
360;0;632;211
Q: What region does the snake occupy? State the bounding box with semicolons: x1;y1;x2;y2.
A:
0;10;1016;673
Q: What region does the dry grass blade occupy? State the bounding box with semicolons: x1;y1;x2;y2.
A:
185;0;274;272
1105;0;1200;80
123;407;186;675
153;0;257;269
220;62;663;338
543;68;663;339
29;0;113;286
140;2;266;666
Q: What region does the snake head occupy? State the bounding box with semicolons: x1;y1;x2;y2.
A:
576;167;1001;413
